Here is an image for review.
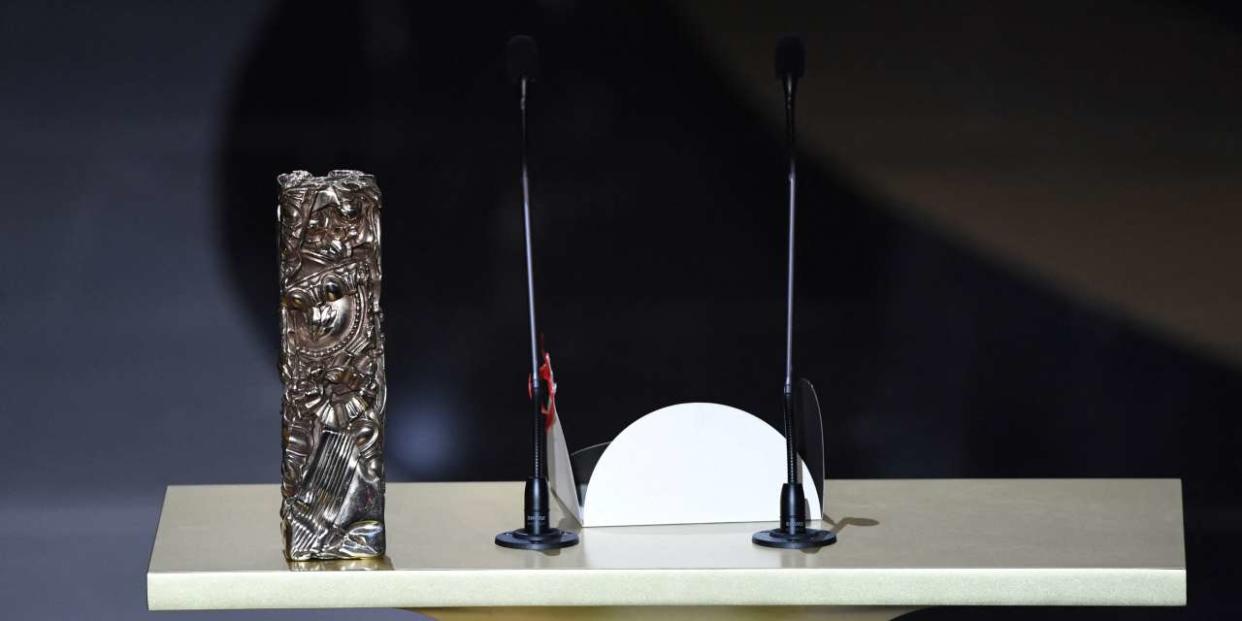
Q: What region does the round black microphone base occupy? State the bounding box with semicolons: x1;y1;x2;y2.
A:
496;527;579;551
752;527;836;549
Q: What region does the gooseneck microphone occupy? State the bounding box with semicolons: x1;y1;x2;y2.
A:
496;35;579;551
753;35;836;550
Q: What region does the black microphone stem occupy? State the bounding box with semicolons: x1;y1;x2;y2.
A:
521;78;540;385
519;76;547;487
755;35;833;549
782;74;799;488
496;34;577;550
783;75;797;391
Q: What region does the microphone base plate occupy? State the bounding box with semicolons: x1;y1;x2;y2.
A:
495;527;579;550
752;527;836;549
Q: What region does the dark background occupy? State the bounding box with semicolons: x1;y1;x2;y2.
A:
2;0;1239;618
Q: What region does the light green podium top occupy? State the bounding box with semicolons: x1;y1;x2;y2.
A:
147;479;1185;611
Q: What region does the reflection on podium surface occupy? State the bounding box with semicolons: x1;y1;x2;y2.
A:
780;549;810;569
582;522;790;569
287;556;394;572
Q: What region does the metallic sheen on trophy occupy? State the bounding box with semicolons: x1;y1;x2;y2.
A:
277;170;386;561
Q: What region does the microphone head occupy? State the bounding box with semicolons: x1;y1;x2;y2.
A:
506;35;540;84
774;34;805;80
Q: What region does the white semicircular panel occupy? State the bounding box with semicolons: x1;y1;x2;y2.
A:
581;402;820;527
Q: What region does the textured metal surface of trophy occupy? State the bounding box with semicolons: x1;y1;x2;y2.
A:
277;170;386;561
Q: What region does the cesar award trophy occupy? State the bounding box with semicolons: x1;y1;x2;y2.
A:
276;170;387;561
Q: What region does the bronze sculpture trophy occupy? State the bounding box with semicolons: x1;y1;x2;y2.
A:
277;170;387;561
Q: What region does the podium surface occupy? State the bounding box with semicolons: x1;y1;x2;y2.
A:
147;479;1184;616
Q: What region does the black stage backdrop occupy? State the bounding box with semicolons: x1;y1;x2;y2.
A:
2;0;1239;618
